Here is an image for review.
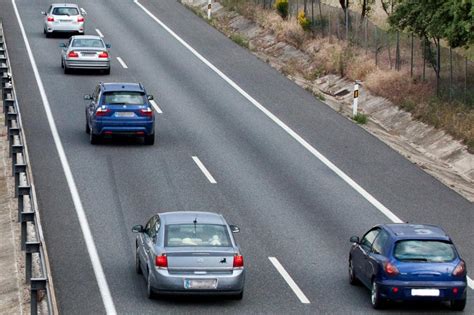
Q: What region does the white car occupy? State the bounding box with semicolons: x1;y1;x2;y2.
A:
42;3;86;37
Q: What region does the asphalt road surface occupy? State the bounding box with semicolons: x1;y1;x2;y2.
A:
0;0;472;314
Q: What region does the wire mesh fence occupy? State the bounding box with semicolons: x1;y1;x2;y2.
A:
241;0;474;106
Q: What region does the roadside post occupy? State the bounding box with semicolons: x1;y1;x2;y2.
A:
352;80;360;117
207;0;212;20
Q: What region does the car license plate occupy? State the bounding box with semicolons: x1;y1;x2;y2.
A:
115;112;134;117
411;289;440;296
184;279;217;290
81;52;96;56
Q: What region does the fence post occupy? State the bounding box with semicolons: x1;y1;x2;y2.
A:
422;38;426;81
345;0;349;41
465;57;468;105
410;34;414;77
449;47;453;101
374;27;378;67
352;81;360;117
395;31;400;71
364;17;368;55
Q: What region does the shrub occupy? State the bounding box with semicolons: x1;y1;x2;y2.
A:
275;0;289;19
353;113;368;124
230;33;249;48
298;10;311;31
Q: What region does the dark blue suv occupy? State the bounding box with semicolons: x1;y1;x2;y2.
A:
349;224;467;310
85;82;155;145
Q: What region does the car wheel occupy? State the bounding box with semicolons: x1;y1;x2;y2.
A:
61;59;64;69
45;31;51;38
85;121;90;134
348;258;359;285
371;280;385;309
230;290;243;300
144;134;155;145
90;129;100;145
450;297;466;311
146;269;155;299
135;248;142;275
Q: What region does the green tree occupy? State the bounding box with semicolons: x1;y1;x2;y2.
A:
445;0;474;48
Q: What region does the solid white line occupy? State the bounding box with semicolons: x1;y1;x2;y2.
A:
135;0;474;290
116;57;128;69
95;28;104;38
149;99;162;114
192;156;217;184
269;257;310;304
12;1;117;313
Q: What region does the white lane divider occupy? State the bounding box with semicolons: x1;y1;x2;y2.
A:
149;100;162;114
116;57;128;69
95;28;104;38
192;156;217;184
135;0;474;290
269;257;310;304
12;0;117;313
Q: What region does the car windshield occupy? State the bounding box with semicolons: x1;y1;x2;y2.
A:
394;240;456;262
52;7;79;16
72;39;104;48
165;224;231;247
103;92;146;105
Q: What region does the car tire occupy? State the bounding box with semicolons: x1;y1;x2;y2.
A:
450;297;466;311
348;258;359;285
135;248;142;275
230;290;244;300
85;121;90;134
90;130;100;145
146;269;155;299
64;64;71;74
45;31;51;38
144;134;155;145
61;59;64;69
371;280;385;309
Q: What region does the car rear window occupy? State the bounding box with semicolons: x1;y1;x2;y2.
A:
72;39;104;48
103;92;146;105
52;7;79;16
394;240;456;262
165;224;231;247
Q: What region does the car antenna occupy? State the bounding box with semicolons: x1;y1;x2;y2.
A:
193;217;197;234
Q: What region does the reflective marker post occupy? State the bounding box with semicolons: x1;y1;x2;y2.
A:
352;81;360;117
207;0;212;20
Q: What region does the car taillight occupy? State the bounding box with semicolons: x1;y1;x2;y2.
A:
453;260;466;277
98;51;108;58
77;16;84;22
68;51;79;58
139;107;153;117
155;255;167;268
47;16;54;22
233;255;244;268
384;262;399;276
95;107;111;116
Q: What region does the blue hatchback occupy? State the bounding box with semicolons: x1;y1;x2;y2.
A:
85;82;155;145
349;224;467;310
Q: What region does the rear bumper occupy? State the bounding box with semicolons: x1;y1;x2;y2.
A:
150;269;245;294
92;120;154;136
378;280;467;302
45;22;84;33
65;59;110;70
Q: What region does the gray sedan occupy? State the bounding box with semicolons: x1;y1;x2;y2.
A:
132;211;245;299
60;35;111;74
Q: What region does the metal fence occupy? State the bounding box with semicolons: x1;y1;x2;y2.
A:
248;0;474;106
0;22;54;315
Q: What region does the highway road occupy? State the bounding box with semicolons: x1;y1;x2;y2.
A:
0;0;472;313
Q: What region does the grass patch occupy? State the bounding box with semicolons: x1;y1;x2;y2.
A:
315;92;326;101
353;113;368;124
230;33;249;48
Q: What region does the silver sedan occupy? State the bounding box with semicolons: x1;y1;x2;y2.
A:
132;211;245;299
60;35;111;74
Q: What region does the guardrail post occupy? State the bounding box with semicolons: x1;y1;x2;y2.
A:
25;241;40;283
11;134;23;158
18;184;31;221
14;162;27;197
30;277;47;315
21;211;35;250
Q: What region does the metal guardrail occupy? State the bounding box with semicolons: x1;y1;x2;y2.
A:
0;22;53;315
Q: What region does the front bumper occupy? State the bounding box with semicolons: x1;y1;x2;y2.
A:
65;59;110;70
378;280;467;302
150;268;245;294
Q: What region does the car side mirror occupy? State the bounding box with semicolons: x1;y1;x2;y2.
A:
147;95;154;101
41;11;46;15
229;225;240;233
84;94;92;100
105;44;111;49
132;225;144;233
350;236;360;244
59;43;67;48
